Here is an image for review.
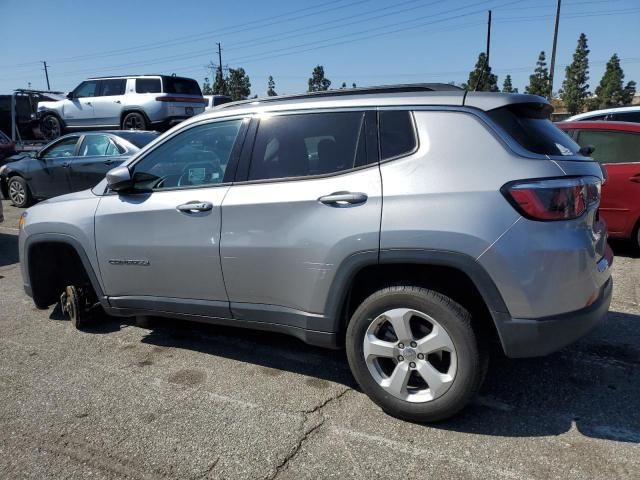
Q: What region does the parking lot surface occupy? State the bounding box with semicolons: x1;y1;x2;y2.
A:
1;198;639;479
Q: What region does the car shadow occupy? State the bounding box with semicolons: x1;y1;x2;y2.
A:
610;238;639;258
0;233;19;267
123;308;640;443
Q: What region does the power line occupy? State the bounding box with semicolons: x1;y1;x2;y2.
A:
0;0;369;69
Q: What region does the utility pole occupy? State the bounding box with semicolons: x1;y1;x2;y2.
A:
548;0;562;100
42;61;51;90
216;43;225;95
486;10;492;67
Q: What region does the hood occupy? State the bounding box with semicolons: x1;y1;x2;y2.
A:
37;99;63;112
35;188;97;206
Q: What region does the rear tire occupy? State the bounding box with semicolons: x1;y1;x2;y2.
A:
121;112;147;131
7;176;33;208
346;286;487;422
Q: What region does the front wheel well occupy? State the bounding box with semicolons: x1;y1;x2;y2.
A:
339;263;501;349
28;241;94;308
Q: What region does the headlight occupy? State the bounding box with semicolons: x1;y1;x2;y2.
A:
0;165;6;175
18;211;27;230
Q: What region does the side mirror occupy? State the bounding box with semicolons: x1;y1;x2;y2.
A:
66;92;74;100
579;145;595;157
106;165;133;192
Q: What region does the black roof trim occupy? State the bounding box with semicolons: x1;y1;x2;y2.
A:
218;83;463;109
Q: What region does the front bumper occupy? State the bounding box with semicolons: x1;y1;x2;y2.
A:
497;277;613;358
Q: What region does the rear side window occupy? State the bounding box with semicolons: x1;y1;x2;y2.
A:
488;105;583;157
162;77;202;96
248;112;367;181
610;111;640;123
100;79;126;96
575;130;640;164
136;78;161;94
379;111;417;160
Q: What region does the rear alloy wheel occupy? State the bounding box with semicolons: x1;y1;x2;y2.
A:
7;176;33;207
346;286;486;422
122;112;147;130
41;114;62;140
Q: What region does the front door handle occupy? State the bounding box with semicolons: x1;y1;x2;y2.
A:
114;100;121;104
176;201;213;213
85;101;92;106
630;174;640;184
318;191;368;207
62;162;70;168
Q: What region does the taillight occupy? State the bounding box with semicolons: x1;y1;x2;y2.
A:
155;96;208;104
502;177;601;221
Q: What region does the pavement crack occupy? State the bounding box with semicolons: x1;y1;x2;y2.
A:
266;388;352;479
302;387;351;414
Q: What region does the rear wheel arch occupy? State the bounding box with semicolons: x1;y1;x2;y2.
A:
120;109;150;130
329;250;510;351
25;235;105;309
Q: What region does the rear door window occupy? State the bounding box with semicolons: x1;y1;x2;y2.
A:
575;130;640;164
100;79;126;96
248;112;367;181
135;78;161;94
609;111;640;123
487;104;583;157
379;111;417;160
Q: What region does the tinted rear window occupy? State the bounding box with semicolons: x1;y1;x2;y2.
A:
136;78;161;94
116;131;159;148
379;111;417;160
488;105;583;157
162;77;202;96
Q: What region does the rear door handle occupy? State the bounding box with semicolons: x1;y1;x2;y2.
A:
62;162;70;168
318;192;368;207
85;101;92;106
176;201;213;213
114;100;121;104
630;174;640;184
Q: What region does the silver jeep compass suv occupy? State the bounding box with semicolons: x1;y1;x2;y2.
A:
37;75;206;139
19;84;613;421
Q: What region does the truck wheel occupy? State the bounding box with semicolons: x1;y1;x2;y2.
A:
122;112;147;130
60;285;100;330
7;176;33;207
41;114;62;140
346;286;487;422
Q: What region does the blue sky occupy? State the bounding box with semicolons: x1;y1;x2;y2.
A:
1;0;638;96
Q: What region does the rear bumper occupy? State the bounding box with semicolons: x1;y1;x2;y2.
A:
498;277;612;358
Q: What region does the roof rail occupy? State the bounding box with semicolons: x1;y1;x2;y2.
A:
218;83;463;109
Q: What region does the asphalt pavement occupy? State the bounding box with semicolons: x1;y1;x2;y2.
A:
1;199;639;479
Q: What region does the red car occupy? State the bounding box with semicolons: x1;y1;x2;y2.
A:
558;121;640;250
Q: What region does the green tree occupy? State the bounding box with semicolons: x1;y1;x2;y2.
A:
308;65;331;92
267;75;277;96
525;51;550;97
560;33;590;115
589;54;637;109
464;52;498;92
352;82;356;88
502;74;518;93
341;82;347;89
227;67;251;101
208;61;227;95
202;77;213;95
